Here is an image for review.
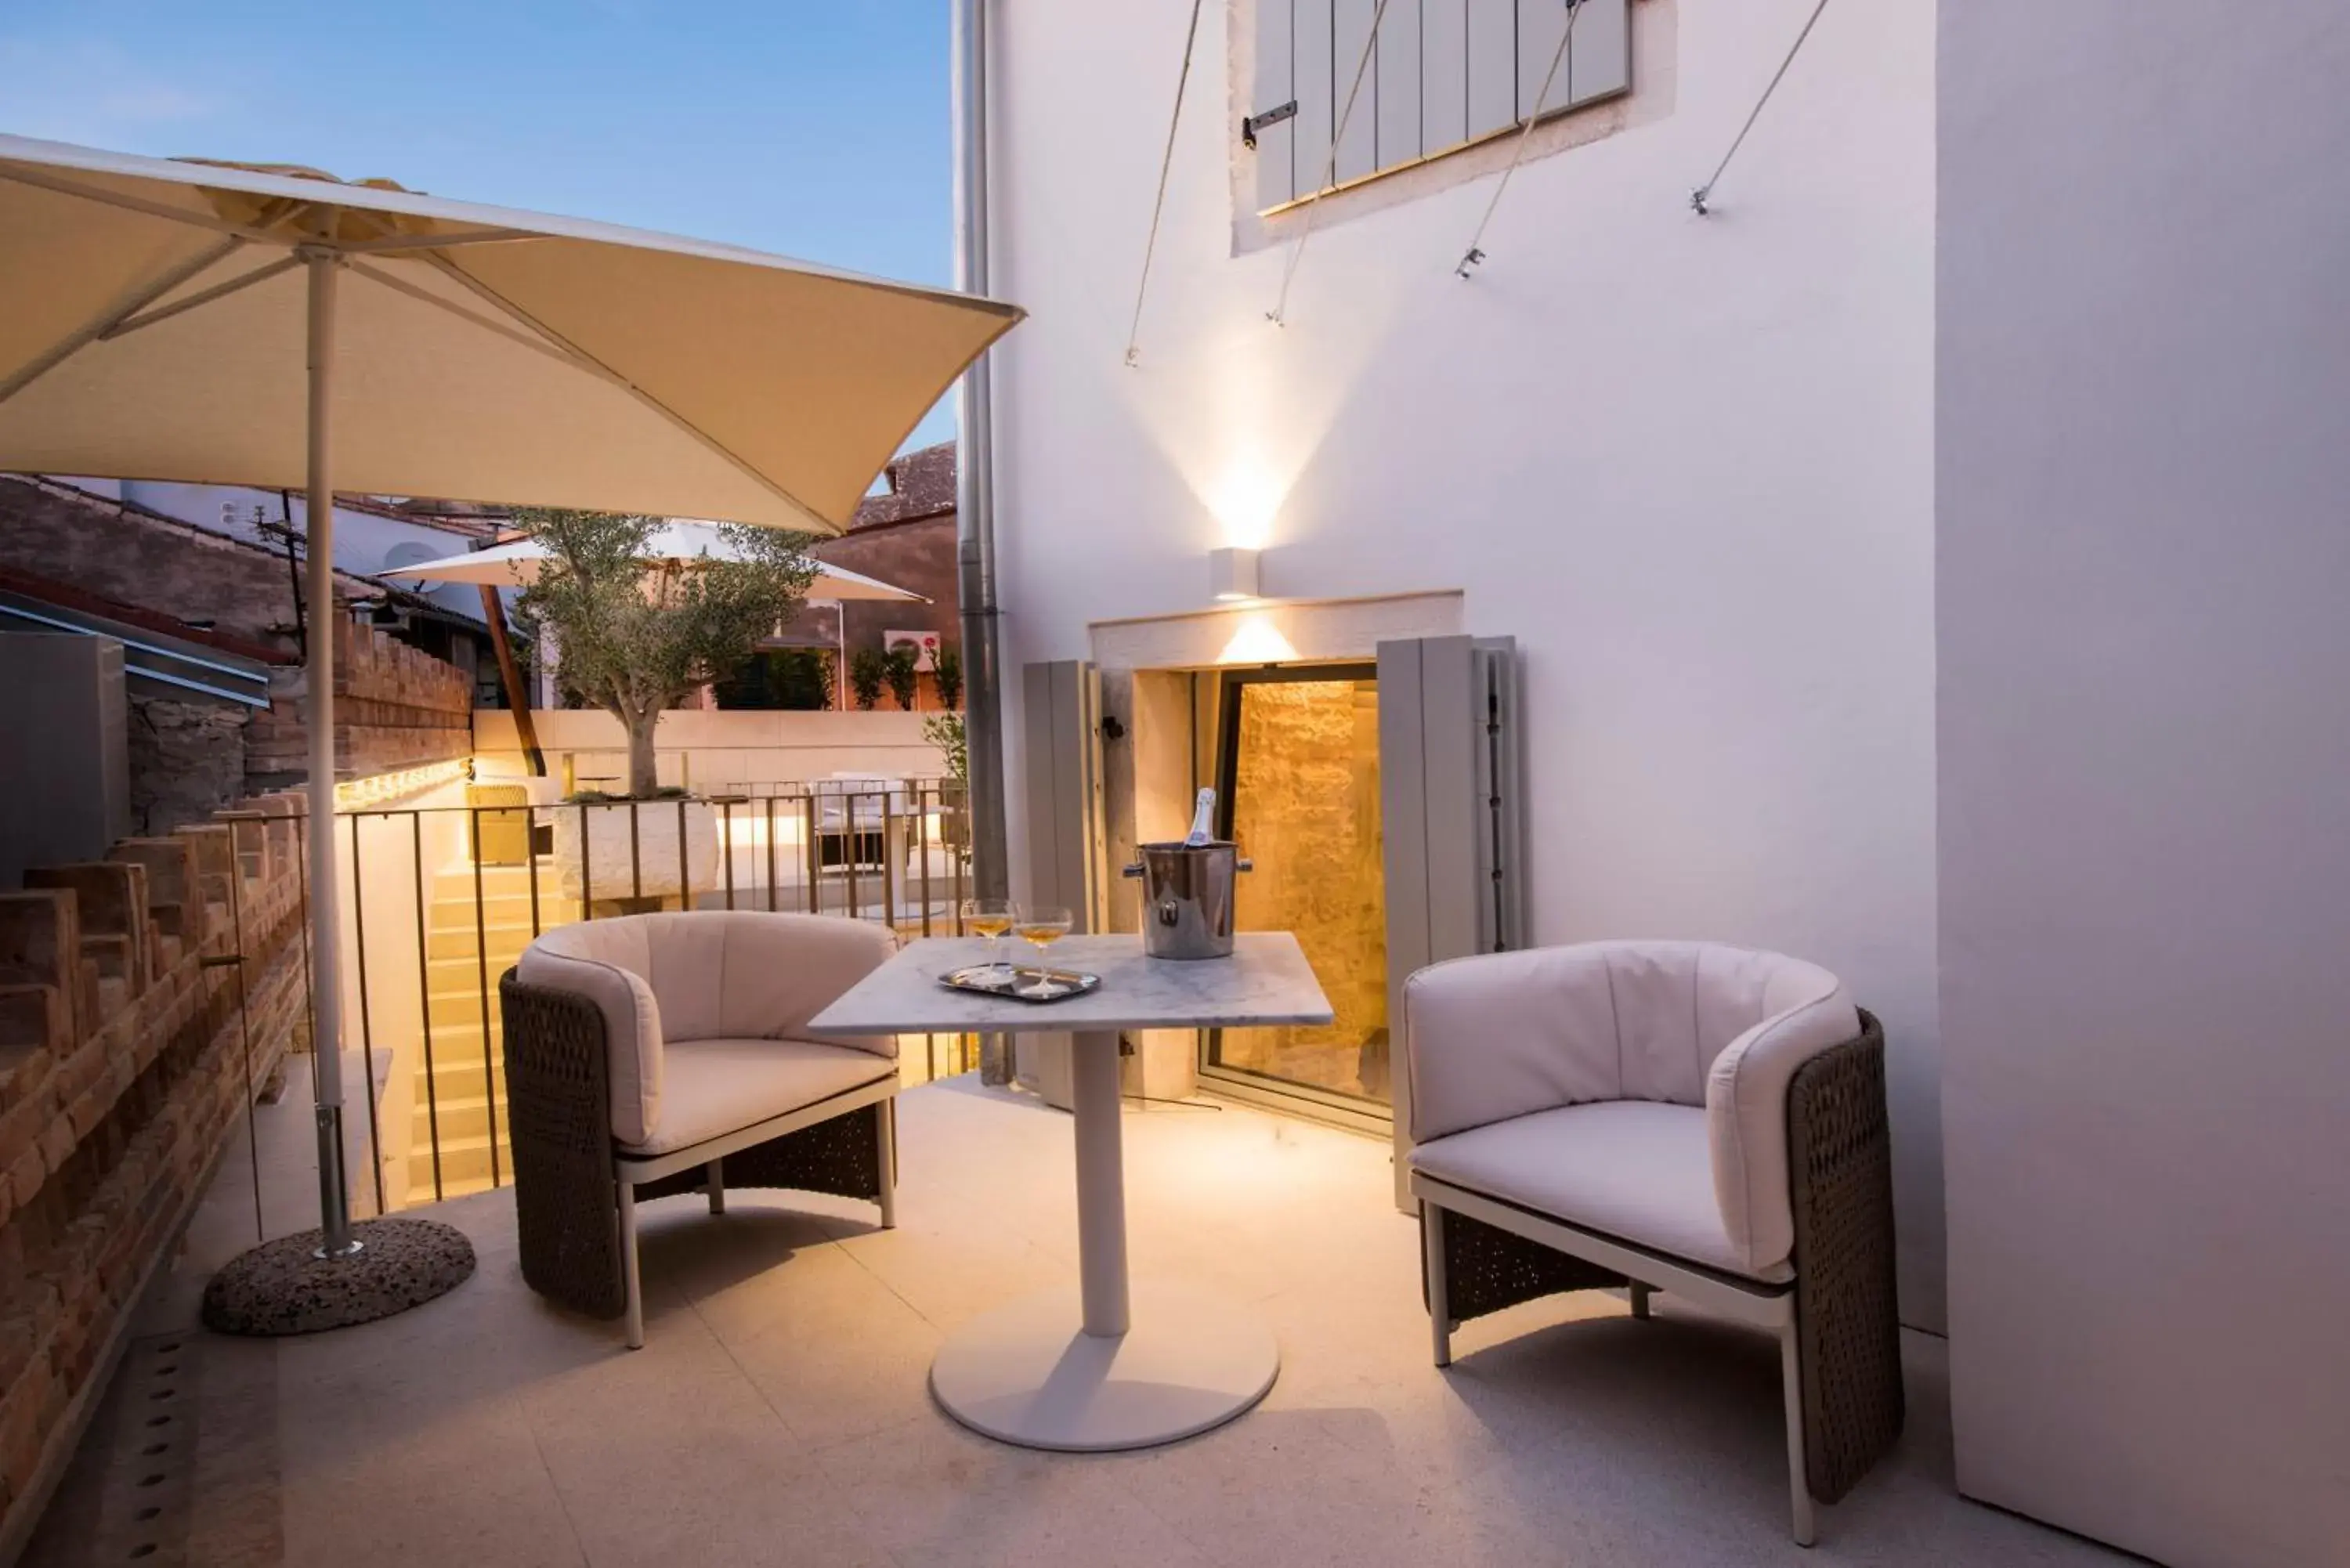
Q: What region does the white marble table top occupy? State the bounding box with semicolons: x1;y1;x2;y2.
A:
808;932;1334;1036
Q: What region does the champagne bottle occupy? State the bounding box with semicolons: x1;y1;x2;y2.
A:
1184;787;1217;847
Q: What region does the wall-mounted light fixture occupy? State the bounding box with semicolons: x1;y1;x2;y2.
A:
1208;546;1261;602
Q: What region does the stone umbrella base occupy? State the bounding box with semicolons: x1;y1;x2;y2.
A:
201;1217;475;1337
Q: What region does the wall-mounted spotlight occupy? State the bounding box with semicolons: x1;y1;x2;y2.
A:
1208;546;1261;602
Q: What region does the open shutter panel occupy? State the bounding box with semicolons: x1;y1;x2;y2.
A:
1375;0;1423;172
1258;0;1630;213
1332;0;1380;185
1463;0;1517;142
1566;0;1632;107
1292;0;1336;197
1377;634;1524;1208
1517;0;1571;121
1253;0;1297;209
1016;659;1106;1112
1419;0;1469;155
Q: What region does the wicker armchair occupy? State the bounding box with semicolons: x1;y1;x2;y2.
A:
1404;941;1903;1546
500;910;900;1348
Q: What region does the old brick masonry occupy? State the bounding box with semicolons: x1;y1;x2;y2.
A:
0;793;311;1540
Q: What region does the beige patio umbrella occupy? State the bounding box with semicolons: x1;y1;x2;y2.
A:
0;133;1020;1275
387;523;930;711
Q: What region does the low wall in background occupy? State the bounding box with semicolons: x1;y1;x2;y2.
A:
473;708;949;792
246;621;474;786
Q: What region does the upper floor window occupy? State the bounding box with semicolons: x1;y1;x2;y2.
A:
1248;0;1632;212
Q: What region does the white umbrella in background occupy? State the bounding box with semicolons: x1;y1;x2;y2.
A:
386;523;929;709
0;134;1019;1279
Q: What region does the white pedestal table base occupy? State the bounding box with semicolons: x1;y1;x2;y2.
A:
929;1281;1279;1452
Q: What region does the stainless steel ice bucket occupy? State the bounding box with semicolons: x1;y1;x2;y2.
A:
1121;841;1253;960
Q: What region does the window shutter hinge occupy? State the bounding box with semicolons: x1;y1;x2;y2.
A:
1242;100;1297;150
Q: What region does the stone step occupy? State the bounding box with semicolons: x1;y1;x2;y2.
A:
425;919;548;961
407;1130;512;1199
430;891;582;927
410;1090;507;1144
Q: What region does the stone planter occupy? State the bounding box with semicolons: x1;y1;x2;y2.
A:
544;797;720;905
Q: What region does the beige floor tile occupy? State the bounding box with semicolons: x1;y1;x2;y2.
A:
32;1075;2140;1568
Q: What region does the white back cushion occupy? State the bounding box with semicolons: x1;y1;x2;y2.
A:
1403;938;1856;1276
519;912;898;1148
1405;940;1848;1129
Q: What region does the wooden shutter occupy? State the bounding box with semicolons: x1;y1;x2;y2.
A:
1017;659;1105;1111
1419;0;1470;154
1464;0;1517;141
1517;0;1571;121
1566;0;1632;106
1253;0;1297;209
1257;0;1630;213
1292;0;1336;197
1378;634;1524;1207
1332;0;1381;185
1375;0;1422;173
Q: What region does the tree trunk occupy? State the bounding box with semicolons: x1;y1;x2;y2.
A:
624;706;660;797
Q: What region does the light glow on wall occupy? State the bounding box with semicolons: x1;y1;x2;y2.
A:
333;758;470;811
1215;614;1300;666
1202;447;1287;551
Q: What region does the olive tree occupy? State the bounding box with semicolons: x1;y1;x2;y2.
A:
512;508;816;797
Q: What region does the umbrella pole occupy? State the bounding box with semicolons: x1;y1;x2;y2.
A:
202;249;479;1335
302;249;359;1260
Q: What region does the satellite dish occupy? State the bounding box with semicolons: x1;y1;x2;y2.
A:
381;541;439;572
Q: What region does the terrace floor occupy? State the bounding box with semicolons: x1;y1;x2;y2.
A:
26;1075;2131;1568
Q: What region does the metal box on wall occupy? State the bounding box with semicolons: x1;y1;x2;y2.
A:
0;634;132;886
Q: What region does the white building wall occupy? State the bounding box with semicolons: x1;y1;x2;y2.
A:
986;1;1943;1322
1938;7;2350;1563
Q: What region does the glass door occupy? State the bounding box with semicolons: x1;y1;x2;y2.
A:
1203;665;1390;1115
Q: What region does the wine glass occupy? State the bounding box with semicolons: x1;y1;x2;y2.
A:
1012;905;1073;997
962;897;1016;979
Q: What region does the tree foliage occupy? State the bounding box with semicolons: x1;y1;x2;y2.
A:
883;642;920;710
848;647;887;710
933;643;963;712
511;508;816;795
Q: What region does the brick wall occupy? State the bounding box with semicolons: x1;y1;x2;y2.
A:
0;476;315;656
0;474;475;797
242;620;473;785
0;795;310;1541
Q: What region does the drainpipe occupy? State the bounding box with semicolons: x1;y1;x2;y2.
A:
954;0;1014;1082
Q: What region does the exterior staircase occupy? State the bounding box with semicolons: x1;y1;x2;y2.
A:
406;858;580;1201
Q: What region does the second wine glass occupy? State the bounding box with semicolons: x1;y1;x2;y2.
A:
1011;904;1073;996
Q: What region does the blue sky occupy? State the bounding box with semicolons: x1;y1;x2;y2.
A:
0;2;961;450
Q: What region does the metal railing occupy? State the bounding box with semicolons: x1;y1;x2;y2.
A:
342;782;978;1212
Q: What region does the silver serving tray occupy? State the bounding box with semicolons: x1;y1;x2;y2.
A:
938;964;1101;1004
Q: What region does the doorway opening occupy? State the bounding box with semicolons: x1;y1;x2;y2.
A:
1203;664;1390;1115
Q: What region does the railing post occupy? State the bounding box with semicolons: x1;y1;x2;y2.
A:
347;811;385;1216
410;811;443;1202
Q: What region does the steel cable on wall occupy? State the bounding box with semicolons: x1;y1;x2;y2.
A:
1455;0;1588;277
1267;0;1394;327
1123;0;1207;367
1690;0;1834;215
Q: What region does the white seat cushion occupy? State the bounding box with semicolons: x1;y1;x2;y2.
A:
619;1038;894;1158
1409;1100;1795;1284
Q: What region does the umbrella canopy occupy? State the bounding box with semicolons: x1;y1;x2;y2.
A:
0;134;1019;1257
385;522;927;603
0;135;1019;531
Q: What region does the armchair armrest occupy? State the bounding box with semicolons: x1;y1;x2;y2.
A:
516;942;665;1148
1402;946;1627;1143
1705;985;1860;1275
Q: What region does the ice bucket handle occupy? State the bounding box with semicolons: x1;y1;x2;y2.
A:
1121;858;1253;876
